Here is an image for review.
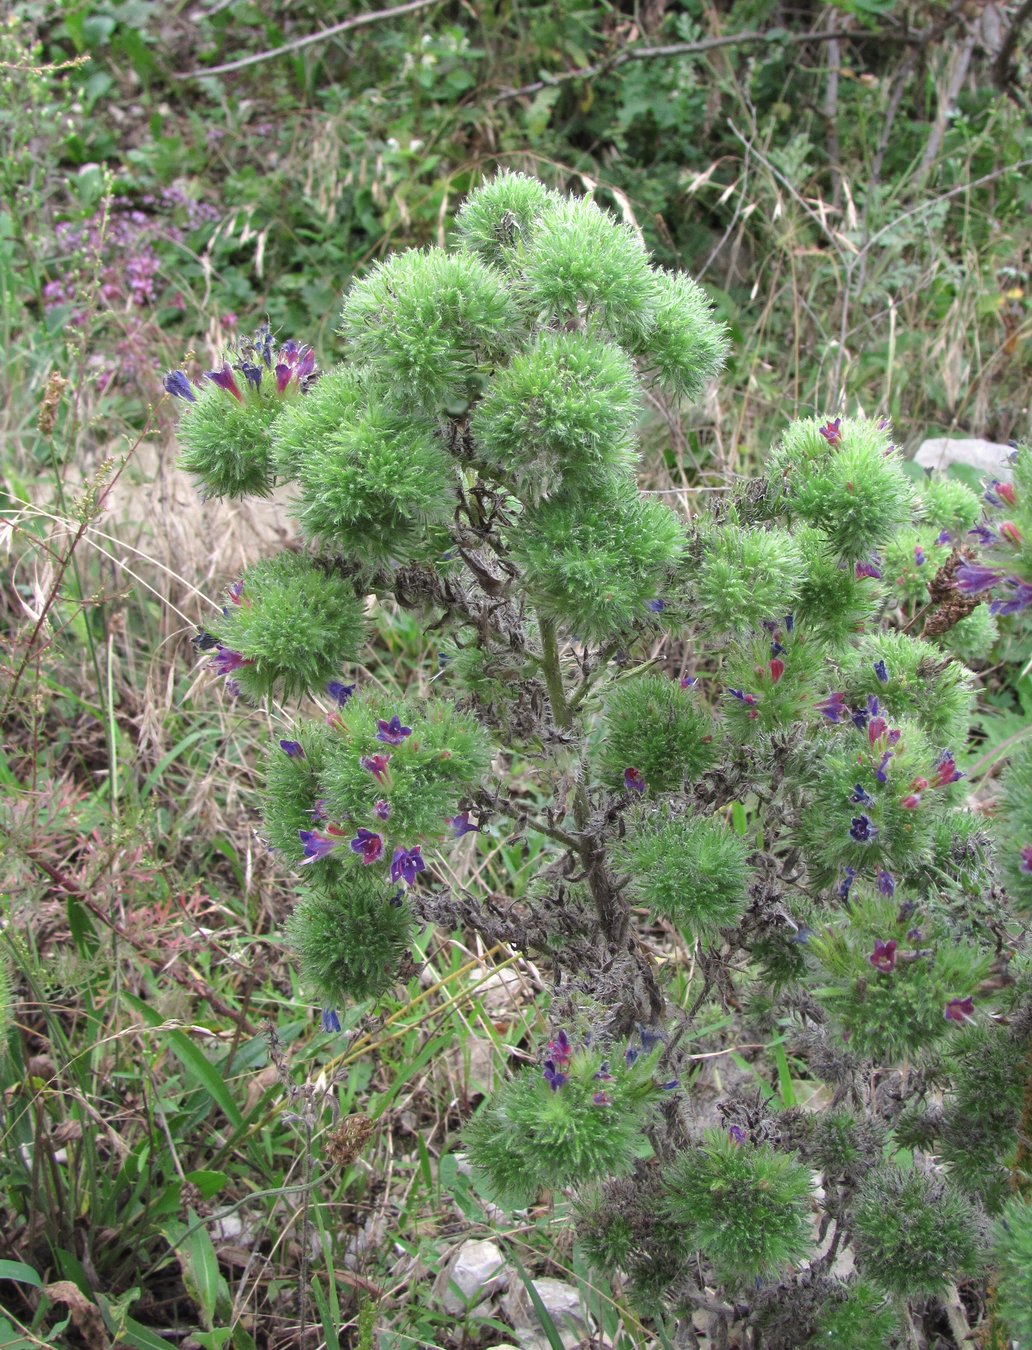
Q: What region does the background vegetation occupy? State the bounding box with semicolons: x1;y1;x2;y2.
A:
1;0;1028;1345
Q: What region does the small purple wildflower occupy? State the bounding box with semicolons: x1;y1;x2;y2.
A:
543;1061;567;1091
299;830;338;865
390;845;425;886
876;750;893;783
321;1008;342;1033
869;939;897;973
279;739;305;759
914;546;926;566
624;766;647;794
548;1030;572;1066
818;691;847;723
944;996;975;1024
206;362;243;402
360;754;391;781
818;417;843;446
955;562;1002;594
850;784;874;804
224;679;242;698
592;1091;612;1106
836;866;858;901
377;715;413;745
192;629;218;651
728;688;759;707
968;522;999;548
728;1125;747;1145
210;645;249;677
310;799;329;822
932;751;963;788
625;1045;639;1067
873;659;889;684
660;1079;679;1091
984;480;1016;508
851;704;870;731
446;811;478;838
163;370;197;402
990;579;1032;615
771;641;786;658
350;828;385;865
373;799;392;822
646;598;665;613
680;675;697;689
849;814;878;844
327;680;356;707
936;530;952;545
877;870;895;897
855;557;883;580
1019;845;1032;874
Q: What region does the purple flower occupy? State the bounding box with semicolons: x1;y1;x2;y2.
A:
968;522;999;548
224;679;242;698
373;799;392;821
728;688;758;706
818;417;843;446
327;681;356;707
192;629;219;651
390;845;425;886
836;866;858;901
875;750;893;783
210;645;249;677
873;660;889;684
446;811;478;838
543;1061;567;1091
279;739;305;759
679;675;697;689
955;562;1002;594
360;754;391;781
869;939;897;973
851;784;874;804
274;339;317;394
206;362;243;402
625;1045;639;1067
932;751;962;788
984;480;1016;508
770;641;786;658
299;830;339;864
936;530;951;545
868;715;888;747
321;1008;341;1033
624;766;646;794
944;996;975;1024
163;370;197;402
914;546;926;567
849;814;878;843
646;598;665;612
377;715;413;745
350;828;385;865
818;691;847;723
887;727;901;746
592;1091;611;1106
227;579;247;606
990;579;1032;615
1019;845;1032;874
877;870;895;897
850;704;870;731
855;557;883;580
784;613;795;632
728;1125;747;1145
310;798;329;822
548;1030;572;1065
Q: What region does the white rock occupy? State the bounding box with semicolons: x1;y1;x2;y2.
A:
502;1275;591;1349
437;1239;507;1313
913;437;1014;482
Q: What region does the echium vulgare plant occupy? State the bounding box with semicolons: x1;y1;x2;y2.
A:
163;174;1032;1347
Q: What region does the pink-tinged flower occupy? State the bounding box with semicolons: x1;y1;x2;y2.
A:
868;715;887;746
910;776;930;792
446;811;478;838
869;939;897;973
914;546;926;567
769;658;785;683
944;996;975;1023
310;798;329;822
592;1091;612;1106
728;688;758;707
624;767;646;795
850;814;878;843
377;715;413;745
390;845;425;886
350;828;384;865
728;1124;747;1145
877;870;895;897
855;557;882;580
1018;844;1032;874
373;799;391;821
279;739;305;759
999;521;1023;546
932;751;962;788
206;362;243;401
990;579;1032;615
901;793;922;809
163;370;197;402
210;645;249;677
887;727;902;746
227;579;247;605
818;417;843;446
299;830;339;864
547;1030;572;1067
875;750;893;783
984;480;1016;508
680;675;697;688
955;562;1002;594
818;691;847;723
274;339;317;394
360;753;391;781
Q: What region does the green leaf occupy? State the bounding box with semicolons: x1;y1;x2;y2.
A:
161;1211;230;1330
507;1252;567;1350
0;1260;41;1288
184;1170;229;1200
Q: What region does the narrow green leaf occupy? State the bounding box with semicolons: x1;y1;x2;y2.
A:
507;1252;567;1350
0;1260;41;1288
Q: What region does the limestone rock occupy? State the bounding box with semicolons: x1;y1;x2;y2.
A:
437;1238;507;1313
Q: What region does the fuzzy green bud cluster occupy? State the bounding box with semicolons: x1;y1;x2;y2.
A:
160;173;1031;1345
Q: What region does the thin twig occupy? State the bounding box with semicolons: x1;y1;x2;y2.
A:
176;0;442;79
491;26;910;105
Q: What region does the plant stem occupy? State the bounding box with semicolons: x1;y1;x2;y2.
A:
537;612;572;732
